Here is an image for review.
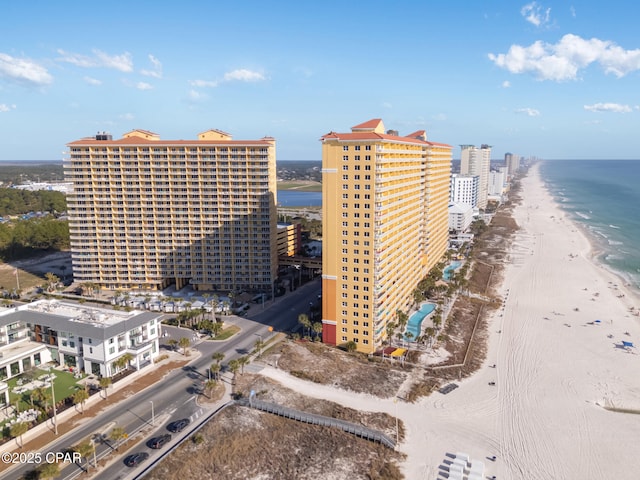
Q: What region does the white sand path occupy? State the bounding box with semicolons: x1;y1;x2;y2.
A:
259;163;640;480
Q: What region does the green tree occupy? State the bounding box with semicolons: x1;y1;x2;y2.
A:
99;377;112;400
227;359;240;385
238;355;250;375
212;351;225;365
167;338;178;351
203;379;217;398
110;426;127;451
254;338;265;358
344;341;357;353
73;439;96;472
209;362;221;381
298;313;311;337
10;421;29;448
312;322;323;341
73;387;89;414
37;461;60;480
178;337;191;356
44;272;60;292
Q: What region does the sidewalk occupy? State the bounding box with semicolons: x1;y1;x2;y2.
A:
0;348;197;469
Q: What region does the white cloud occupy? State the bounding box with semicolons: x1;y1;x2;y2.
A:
141;54;162;78
584;102;632;113
502;80;511;88
0;103;17;112
570;6;576;18
187;89;209;102
57;49;133;72
136;82;153;90
521;2;551;27
0;53;53;86
120;113;135;121
190;68;266;89
84;76;102;86
190;79;218;88
515;107;541;116
488;34;640;81
223;69;265;82
382;102;392;109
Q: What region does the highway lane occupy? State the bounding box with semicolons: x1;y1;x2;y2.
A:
6;278;321;480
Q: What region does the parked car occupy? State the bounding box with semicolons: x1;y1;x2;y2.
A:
124;452;149;467
149;433;172;449
168;418;191;433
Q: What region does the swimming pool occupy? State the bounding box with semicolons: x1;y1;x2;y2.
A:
443;261;462;281
404;302;436;340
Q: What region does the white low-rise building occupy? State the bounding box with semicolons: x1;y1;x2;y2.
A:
0;300;162;382
448;202;474;233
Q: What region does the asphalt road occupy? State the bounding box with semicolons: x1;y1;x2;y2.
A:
5;278;321;480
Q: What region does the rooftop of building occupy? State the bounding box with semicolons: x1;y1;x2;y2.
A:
320;118;452;149
0;300;160;340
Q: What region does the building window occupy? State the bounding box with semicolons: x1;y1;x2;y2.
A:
343;146;349;151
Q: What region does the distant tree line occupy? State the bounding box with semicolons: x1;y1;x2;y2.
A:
0;217;69;261
0;163;64;185
0;188;66;216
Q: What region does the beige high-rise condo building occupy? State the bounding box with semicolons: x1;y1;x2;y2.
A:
460;144;491;209
65;129;278;293
320;119;452;354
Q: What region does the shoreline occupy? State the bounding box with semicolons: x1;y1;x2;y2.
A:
536;164;640;313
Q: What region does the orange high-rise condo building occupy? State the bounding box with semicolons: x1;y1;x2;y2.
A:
320;119;452;353
65;129;278;293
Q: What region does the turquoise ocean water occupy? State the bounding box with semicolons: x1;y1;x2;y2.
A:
539;160;640;290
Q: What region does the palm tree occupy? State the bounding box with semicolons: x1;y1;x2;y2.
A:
203;379;217;398
254;338;265;358
73;387;89;414
227;359;240;385
37;461;60;480
10;422;28;448
312;322;323;341
110;426;127;451
238;355;250;375
178;337;191;356
209;362;221;381
167;338;178;351
99;377;112;400
44;272;60;292
74;440;95;472
212;351;225;365
298;313;311;338
32;386;50;411
210;321;223;338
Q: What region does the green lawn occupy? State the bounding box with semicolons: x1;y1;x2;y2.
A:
212;325;240;341
5;367;85;412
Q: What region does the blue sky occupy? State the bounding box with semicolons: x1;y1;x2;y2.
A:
1;0;639;161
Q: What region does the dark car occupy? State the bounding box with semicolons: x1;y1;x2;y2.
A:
168;418;190;433
149;433;172;449
124;452;149;467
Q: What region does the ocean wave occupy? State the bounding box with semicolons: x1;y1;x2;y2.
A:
609;224;621;229
608;240;624;246
575;211;591;220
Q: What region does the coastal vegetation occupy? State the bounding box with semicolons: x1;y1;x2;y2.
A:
0;187;66;216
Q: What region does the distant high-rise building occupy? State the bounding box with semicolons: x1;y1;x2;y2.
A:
488;168;507;196
65;129;279;293
505;152;521;177
320;119;452;353
450;173;479;208
460;144;491;209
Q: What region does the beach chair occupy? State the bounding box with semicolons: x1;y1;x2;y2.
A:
469;460;485;476
455;452;470;464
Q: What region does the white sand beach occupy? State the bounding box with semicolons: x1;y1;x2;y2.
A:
259;163;640;480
